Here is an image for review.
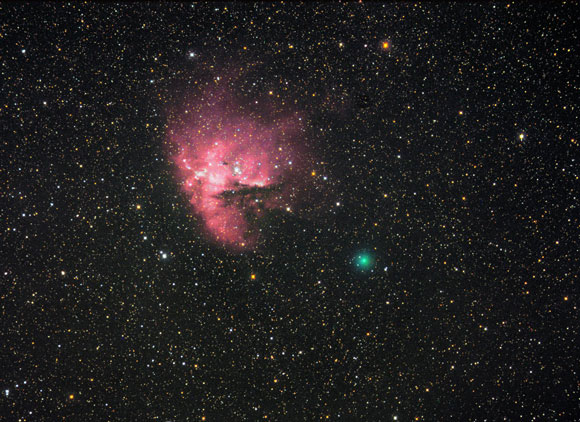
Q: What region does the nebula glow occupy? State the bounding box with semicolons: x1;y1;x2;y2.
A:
166;83;308;251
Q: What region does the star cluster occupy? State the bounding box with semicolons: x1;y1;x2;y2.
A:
1;3;578;421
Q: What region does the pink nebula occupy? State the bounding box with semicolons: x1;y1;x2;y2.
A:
166;85;307;251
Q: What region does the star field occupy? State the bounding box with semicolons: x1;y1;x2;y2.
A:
1;3;578;421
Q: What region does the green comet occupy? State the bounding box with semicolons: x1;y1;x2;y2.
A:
355;253;374;270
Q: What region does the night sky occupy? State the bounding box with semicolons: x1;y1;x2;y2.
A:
1;3;579;421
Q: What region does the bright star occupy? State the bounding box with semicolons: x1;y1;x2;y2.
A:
381;40;392;51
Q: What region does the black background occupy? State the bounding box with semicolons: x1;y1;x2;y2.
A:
1;3;578;421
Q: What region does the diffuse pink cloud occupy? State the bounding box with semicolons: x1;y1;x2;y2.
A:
166;83;308;251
